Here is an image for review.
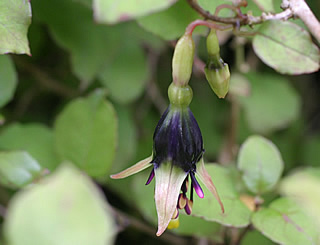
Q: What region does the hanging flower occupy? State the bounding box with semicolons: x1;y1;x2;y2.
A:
111;83;224;236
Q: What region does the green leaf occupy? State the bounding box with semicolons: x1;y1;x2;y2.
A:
301;135;320;167
251;0;274;12
98;40;148;104
4;164;116;245
0;123;59;171
32;0;122;83
279;168;320;231
198;0;234;17
0;151;42;189
240;73;301;133
138;0;203;40
237;135;284;194
175;214;223;242
111;105;137;173
54;90;117;177
0;56;17;108
241;230;276;245
253;20;320;74
93;0;178;24
252;198;319;245
0;0;31;55
192;164;252;227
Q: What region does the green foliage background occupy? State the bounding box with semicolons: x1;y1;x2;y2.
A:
0;0;320;244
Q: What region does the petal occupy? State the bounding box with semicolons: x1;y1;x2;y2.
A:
196;159;225;213
110;155;153;179
154;163;188;236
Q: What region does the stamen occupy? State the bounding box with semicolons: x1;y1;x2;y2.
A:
184;199;193;215
145;168;155;185
172;208;179;219
178;193;187;209
190;172;204;198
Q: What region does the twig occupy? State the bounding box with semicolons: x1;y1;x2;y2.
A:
113;208;190;245
283;0;320;43
12;57;78;98
187;0;320;42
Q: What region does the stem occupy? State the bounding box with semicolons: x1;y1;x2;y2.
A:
187;0;320;42
185;19;232;36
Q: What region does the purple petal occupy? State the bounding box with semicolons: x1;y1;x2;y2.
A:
190;172;204;198
145;168;155;185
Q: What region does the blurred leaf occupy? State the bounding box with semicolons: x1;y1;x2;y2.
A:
111;105;137;173
175;214;223;242
252;0;274;12
98;40;148;104
0;123;59;171
252;198;319;245
138;0;202;40
192;164;252;227
237;135;284;194
73;0;92;8
54;90;117;177
0;56;17;108
0;151;42;189
240;73;301;133
4;164;116;245
0;0;31;55
198;0;233;16
241;230;276;245
33;0;123;83
93;0;178;24
253;20;320;74
279;168;320;230
301;135;320;166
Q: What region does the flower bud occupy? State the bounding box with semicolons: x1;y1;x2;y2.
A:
172;34;195;86
168;82;193;107
205;57;230;98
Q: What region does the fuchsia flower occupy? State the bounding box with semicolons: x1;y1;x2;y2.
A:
111;83;224;236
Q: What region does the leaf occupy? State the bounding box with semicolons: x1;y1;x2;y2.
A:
93;0;178;24
98;39;148;104
301;135;320;167
252;198;319;245
279;168;320;231
0;123;59;171
192;164;252;227
32;0;123;83
0;0;31;55
253;20;320;74
0;151;42;189
54;90;117;178
241;230;276;245
240;73;301;133
237;135;284;194
0;56;17;108
138;0;203;40
3;164;116;245
174;214;223;242
198;0;234;17
251;0;274;12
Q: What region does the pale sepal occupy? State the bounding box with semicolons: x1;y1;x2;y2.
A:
154;163;188;236
110;156;153;179
196;159;225;213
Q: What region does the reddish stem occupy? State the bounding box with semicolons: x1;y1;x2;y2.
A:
185;19;232;36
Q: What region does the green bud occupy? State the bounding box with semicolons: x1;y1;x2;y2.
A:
204;57;230;99
168;82;193;107
206;29;220;56
172;34;195;86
